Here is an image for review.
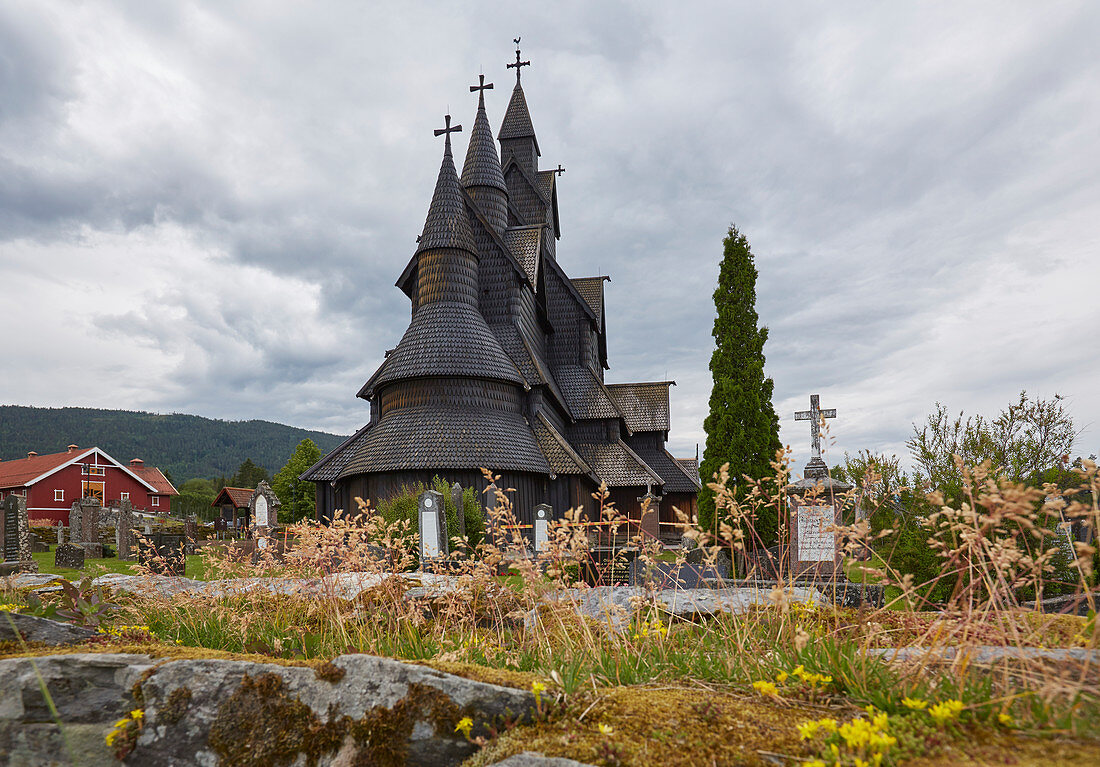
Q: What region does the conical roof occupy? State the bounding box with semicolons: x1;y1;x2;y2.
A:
462;89;507;192
417;129;477;257
498;81;538;148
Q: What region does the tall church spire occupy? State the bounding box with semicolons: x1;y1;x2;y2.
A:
416;114;476;258
498;39;540;172
462;74;508;232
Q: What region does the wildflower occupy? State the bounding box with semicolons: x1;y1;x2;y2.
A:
598;723;614;736
801;761;826;767
998;712;1014;727
531;681;547;694
776;670;789;683
818;717;838;733
929;699;964;725
797;720;820;740
130;709;144;720
902;697;928;710
0;604;21;612
454;717;473;737
752;680;779;698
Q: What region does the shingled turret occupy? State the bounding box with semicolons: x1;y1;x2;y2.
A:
498;42;539;177
462;75;509;233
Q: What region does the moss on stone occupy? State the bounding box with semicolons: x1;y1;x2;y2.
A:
313;660;347;683
159;686;192;725
415;659;538;690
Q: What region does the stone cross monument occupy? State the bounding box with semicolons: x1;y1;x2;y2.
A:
787;394;852;578
533;503;551;553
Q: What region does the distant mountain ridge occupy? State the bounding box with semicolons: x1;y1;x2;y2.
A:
0;405;347;482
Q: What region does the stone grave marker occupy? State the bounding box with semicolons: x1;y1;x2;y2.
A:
1;495;38;573
73;498;103;559
116;499;135;561
249;481;280;546
637;490;661;542
787;394;852;578
418;490;448;565
57;521;65;546
184;515;199;555
54;543;85;570
533;503;550;553
451;482;465;545
138;532;185;575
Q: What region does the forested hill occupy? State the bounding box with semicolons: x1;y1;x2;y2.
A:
0;406;347;482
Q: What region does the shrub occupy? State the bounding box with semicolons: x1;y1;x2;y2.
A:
375;476;484;555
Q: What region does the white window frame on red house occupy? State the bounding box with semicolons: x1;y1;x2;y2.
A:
151;496;160;506
54;489;64;501
120;492;129;500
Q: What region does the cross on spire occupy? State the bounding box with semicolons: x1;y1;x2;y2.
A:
553;164;565;176
508;37;530;82
794;394;837;464
433;113;462;153
470;74;493;106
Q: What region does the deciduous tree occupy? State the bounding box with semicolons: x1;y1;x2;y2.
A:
272;439;322;523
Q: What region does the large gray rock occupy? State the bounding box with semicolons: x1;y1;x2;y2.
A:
491;752;598;766
0;613;97;646
0;652;536;767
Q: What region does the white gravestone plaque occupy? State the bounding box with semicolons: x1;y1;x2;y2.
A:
420;496;440;560
797;505;835;562
534;504;549;553
1057;522;1075;565
254;495;269;528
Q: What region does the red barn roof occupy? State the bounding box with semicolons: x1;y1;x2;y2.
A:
130;464;179;496
212;487;254;508
0;446;167;493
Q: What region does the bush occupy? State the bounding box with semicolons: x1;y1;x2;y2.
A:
375;476;484;555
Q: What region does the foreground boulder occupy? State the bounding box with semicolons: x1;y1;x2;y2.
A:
0;613;97;646
0;652;535;766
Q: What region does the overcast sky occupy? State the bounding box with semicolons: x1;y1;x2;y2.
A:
2;1;1098;476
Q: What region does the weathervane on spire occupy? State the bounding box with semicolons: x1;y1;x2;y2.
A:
433;114;462;153
470;73;494;106
508;37;530;82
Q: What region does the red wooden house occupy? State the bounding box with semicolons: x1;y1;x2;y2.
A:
0;445;178;524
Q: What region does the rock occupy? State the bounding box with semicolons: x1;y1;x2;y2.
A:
533;586;822;633
0;653;536;767
0;613;97;646
53;543;85;570
491;751;599;766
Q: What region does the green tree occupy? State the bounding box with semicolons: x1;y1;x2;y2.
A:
230;458;269;488
907;391;1076;499
272;439;322;523
699;225;782;545
172;478;218;521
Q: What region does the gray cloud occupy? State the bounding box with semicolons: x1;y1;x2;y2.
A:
2;1;1098;478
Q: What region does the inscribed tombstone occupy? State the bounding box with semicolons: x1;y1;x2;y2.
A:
797;506;835;562
418;490;447;563
54;543;85;570
534;503;550;553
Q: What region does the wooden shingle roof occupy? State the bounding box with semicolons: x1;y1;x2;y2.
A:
629;442;702;493
337;405;550;477
461;90;507;192
574;439;663;488
606;381;673;433
532;412;594;478
301;422;373;482
557;365;626;423
498;80;539;155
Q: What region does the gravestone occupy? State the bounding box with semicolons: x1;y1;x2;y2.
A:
57;522;65;546
1;495;38;573
418;490;448;565
71;498;103;559
54;543;85;570
637;490;661;542
138;532;185;575
787;394;852;578
451;482;465;546
184;516;199;555
483;482;502;547
116;499;135;561
30;533;48;554
533;503;550;553
249;481;280;544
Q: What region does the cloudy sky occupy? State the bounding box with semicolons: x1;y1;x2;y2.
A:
2;1;1098;475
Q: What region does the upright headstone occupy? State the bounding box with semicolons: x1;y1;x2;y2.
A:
54;543;85;570
138;532;185;575
68;502;82;543
56;521;65;546
483;482;502;548
418;490;448;565
76;498;103;559
451;482;465;545
184;515;199;555
787;394;852;579
533;503;551;553
637;490;662;542
1;495;38;573
249;481;281;543
116;499;135;561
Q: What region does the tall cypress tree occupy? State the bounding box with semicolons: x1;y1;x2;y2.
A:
698;225;782;545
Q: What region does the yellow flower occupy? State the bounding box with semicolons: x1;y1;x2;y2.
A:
818;717;838;733
598;723;614;736
797;720;820;740
752;680;779;698
902;697;927;710
776;671;789;683
998;712;1014;727
801;761;826;767
929;699;964;726
130;709;144;720
531;681;547;695
454;716;473;737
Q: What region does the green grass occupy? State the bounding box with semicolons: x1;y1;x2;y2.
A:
31;547;209;580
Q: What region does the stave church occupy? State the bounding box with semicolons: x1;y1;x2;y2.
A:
303;46;700;538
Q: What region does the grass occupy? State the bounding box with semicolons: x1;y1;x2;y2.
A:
32;547;214;580
6;459;1100;766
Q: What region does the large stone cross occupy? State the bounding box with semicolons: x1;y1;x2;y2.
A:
794;394;836;463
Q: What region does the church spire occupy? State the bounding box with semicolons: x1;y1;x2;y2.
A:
462;74;508;232
498;39;540;169
416;114;477;257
